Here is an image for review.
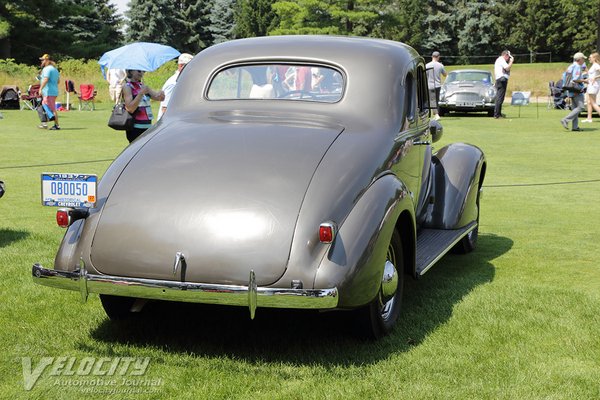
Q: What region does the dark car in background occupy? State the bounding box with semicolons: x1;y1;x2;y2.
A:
439;69;496;116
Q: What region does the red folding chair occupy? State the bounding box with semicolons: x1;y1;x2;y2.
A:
20;84;41;111
78;84;96;111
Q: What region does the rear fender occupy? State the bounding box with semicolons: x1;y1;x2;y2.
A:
422;143;486;229
313;175;414;308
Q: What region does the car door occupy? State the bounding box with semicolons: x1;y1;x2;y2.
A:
414;63;433;218
392;64;428;211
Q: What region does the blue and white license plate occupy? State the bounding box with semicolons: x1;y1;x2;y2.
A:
41;173;97;208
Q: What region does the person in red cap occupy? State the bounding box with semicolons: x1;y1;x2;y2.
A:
38;54;61;130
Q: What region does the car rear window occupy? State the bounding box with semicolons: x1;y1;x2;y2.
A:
447;71;491;83
207;64;344;103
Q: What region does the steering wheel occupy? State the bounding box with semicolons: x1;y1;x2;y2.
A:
278;90;316;99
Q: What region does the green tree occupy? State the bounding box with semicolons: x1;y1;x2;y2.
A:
234;0;276;37
269;0;381;36
209;0;236;44
422;0;455;55
126;0;185;45
454;0;499;63
57;0;124;59
126;0;212;53
0;0;122;63
180;0;214;52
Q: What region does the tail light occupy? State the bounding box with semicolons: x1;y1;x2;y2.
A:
56;208;70;228
319;221;337;243
56;208;89;228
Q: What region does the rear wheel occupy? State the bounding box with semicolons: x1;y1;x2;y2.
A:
100;294;137;320
354;229;404;339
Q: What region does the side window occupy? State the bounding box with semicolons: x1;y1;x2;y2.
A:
416;65;429;117
405;73;416;122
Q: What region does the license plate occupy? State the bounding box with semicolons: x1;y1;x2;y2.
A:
457;101;477;107
41;173;97;208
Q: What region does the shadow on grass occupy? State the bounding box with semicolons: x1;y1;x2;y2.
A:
0;228;29;248
87;233;512;366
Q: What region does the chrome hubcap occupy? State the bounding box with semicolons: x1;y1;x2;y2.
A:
380;244;398;321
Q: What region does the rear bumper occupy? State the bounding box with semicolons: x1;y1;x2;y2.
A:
32;264;338;318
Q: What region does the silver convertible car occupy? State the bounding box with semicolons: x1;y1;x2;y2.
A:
438;69;496;116
32;36;486;339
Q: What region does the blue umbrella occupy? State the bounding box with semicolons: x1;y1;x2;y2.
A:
98;42;181;72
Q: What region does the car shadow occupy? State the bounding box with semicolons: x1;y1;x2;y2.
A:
87;233;512;366
0;228;29;248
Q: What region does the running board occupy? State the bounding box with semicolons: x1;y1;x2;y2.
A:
415;222;477;276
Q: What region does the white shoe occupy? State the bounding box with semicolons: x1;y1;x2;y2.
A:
434;114;441;120
582;119;593;123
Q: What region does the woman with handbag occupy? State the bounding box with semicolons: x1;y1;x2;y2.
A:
122;69;165;143
582;52;600;123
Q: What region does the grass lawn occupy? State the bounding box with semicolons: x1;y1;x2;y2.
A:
1;104;599;399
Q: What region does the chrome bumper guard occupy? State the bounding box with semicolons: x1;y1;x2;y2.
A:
32;264;338;318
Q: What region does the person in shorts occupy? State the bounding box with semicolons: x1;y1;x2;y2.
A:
582;52;600;123
38;54;60;130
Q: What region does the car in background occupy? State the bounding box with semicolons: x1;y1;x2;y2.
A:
32;36;486;339
439;69;496;116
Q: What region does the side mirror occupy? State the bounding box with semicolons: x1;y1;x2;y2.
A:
429;119;443;143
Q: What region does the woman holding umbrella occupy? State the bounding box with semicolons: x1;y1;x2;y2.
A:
123;69;165;143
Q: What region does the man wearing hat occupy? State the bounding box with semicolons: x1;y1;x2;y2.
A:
426;51;447;120
493;50;514;119
561;52;588;132
157;53;194;120
38;54;60;130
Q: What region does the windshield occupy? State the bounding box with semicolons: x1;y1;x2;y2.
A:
446;71;492;84
207;64;344;103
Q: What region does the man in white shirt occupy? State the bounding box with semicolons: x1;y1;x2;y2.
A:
158;53;194;120
426;51;447;120
107;68;126;104
493;50;514;118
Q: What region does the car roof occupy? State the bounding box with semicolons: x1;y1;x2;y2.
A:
168;36;423;125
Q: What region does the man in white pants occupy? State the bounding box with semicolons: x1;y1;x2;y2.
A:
107;68;126;104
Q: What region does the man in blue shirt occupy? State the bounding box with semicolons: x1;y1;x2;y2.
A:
38;54;60;130
561;52;587;132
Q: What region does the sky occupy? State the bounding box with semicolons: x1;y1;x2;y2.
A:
111;0;129;16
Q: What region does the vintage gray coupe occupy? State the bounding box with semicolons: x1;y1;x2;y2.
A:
438;69;496;116
32;36;486;338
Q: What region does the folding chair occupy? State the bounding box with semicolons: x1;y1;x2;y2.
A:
78;84;96;111
20;84;41;111
64;80;76;110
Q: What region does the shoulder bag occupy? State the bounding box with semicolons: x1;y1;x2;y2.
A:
108;95;133;131
561;71;582;93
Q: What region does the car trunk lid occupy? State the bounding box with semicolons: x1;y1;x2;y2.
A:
90;116;343;286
